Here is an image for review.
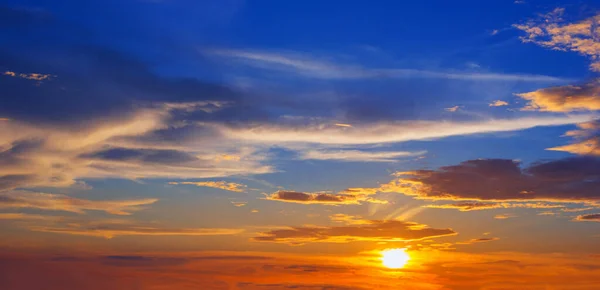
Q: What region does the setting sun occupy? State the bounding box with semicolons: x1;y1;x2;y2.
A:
381;248;410;269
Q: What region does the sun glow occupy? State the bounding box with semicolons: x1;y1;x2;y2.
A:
381;248;410;269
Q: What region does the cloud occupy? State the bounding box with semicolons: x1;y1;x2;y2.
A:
263;190;387;205
489;100;509;107
456;237;500;245
516;80;600;112
514;8;600;71
574;213;600;222
494;214;517;219
424;202;565;211
329;214;371;225
30;223;243;239
445;106;460;112
207;49;566;82
0;190;157;215
548;120;600;156
0;212;243;239
169;181;247;192
390;157;600;203
219;114;594;145
252;220;456;245
2;70;53;81
299;149;426;162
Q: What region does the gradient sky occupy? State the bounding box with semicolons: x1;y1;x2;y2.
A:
2;0;600;289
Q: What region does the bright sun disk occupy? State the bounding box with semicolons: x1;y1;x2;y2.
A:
381;248;410;269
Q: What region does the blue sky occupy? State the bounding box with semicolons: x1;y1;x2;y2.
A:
2;1;600;289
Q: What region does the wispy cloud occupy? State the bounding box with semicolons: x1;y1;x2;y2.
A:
263;190;387;205
252;220;456;245
206;49;567;82
220;114;596;145
299;149;426;162
0;190;157;215
168;181;247;192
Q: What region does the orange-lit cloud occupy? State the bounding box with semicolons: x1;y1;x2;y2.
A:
575;213;600;222
548;120;600;156
494;214;517;219
424;202;565;211
252;220;456;245
489;100;509;107
30;223;243;239
0;190;157;215
168;181;247;192
515;8;600;71
263;190;387;205
516;81;600;112
456;237;500;245
2;71;53;81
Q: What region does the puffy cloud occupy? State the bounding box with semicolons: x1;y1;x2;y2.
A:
263;190;387;205
0;190;157;215
516;81;600;112
489;100;509;107
390;157;600;203
574;213;600;222
514;8;600;71
299;149;426;162
168;181;247;192
252;220;456;245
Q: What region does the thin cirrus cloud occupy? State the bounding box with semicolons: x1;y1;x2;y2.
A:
0;213;243;239
206;49;567;82
385;157;600;203
0;190;157;215
424;202;564;212
168;181;247;192
252;219;456;245
263;190;387;205
456;237;500;245
218;114;596;145
299;149;426;162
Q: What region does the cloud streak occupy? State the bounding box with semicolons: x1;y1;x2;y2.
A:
207;49;567;82
252;220;456;245
0;190;157;215
168;181;247;192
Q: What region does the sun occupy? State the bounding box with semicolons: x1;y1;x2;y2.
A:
381;248;410;269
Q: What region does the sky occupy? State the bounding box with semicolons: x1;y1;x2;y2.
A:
1;0;600;289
